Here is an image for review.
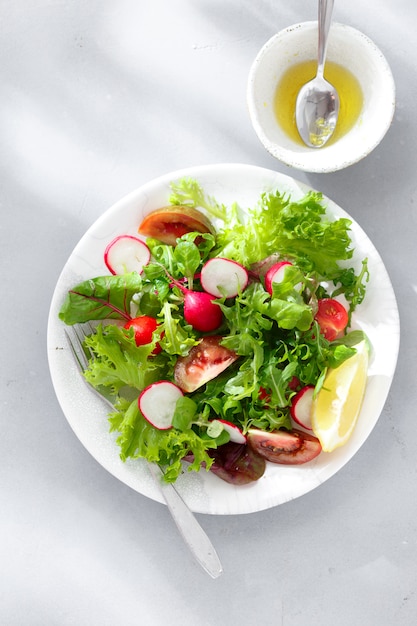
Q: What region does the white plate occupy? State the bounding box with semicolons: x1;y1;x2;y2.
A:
47;164;400;515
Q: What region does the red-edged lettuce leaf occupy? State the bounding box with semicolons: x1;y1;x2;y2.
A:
58;272;142;324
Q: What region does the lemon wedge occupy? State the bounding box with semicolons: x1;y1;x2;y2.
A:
311;340;369;452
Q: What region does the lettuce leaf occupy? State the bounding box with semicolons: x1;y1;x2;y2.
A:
217;191;354;278
75;324;219;481
59;273;143;324
169;178;357;283
109;397;215;482
219;282;313;335
83;324;165;393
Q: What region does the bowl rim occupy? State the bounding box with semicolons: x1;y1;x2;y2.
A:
247;21;396;173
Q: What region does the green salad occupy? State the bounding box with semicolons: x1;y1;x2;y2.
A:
59;178;369;484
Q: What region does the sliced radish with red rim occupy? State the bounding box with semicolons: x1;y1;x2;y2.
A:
138;381;183;430
265;261;302;295
104;235;151;275
290;385;314;430
201;258;249;298
214;419;246;444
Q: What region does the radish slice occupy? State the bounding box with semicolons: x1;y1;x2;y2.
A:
290;385;314;430
216;419;247;444
200;258;249;298
104;235;151;275
138;381;183;430
265;261;293;295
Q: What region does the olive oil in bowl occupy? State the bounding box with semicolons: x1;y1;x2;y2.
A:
274;60;363;145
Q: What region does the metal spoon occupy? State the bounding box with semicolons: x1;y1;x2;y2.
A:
295;0;340;148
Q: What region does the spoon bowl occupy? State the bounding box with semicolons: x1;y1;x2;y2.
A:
296;75;340;148
296;0;339;147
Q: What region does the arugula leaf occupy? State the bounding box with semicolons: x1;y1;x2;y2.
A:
332;258;370;315
262;360;299;408
59;273;142;324
223;335;264;401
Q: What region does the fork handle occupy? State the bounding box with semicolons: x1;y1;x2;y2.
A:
148;464;223;578
65;326;222;577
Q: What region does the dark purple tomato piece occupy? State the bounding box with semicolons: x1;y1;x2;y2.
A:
247;428;321;465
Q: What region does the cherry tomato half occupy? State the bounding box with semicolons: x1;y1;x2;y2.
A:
314;298;349;341
124;316;162;354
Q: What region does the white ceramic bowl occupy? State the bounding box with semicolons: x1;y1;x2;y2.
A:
247;22;395;173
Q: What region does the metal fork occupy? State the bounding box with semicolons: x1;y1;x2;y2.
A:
65;322;223;578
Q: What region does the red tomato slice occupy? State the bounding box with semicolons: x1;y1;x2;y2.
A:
124;316;162;354
138;206;214;246
174;336;238;393
314;298;349;341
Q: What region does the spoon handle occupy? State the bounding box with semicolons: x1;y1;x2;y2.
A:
317;0;335;78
